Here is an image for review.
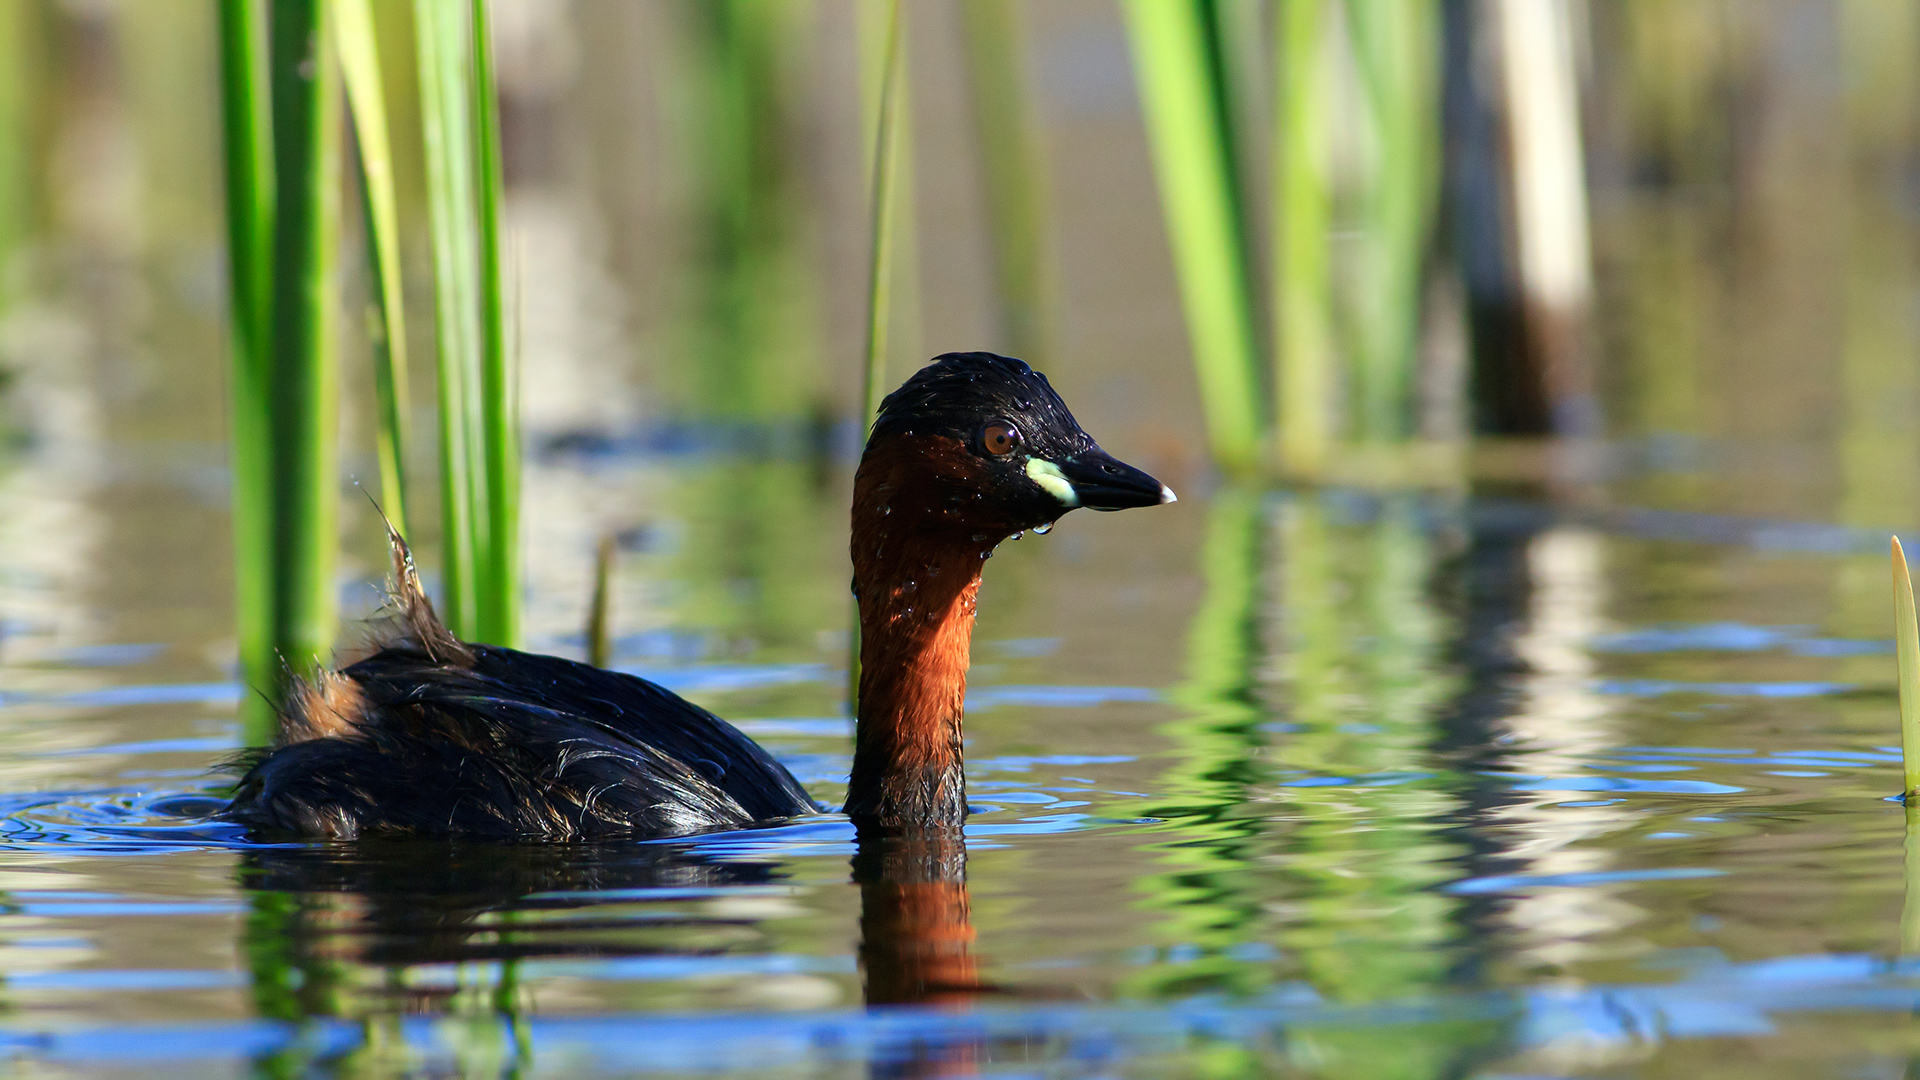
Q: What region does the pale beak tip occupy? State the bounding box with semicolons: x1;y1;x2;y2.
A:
1158;485;1177;505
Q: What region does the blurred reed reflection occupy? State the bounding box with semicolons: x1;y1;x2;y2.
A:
1128;487;1508;1072
1130;486;1269;997
1263;493;1498;1076
235;839;791;1076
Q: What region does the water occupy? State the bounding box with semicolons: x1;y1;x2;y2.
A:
8;1;1920;1076
3;456;1920;1078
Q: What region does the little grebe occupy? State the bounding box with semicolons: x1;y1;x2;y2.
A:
222;352;1173;839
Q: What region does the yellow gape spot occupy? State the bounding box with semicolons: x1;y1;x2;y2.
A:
1025;458;1079;507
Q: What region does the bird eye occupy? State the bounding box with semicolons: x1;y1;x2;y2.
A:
982;422;1022;456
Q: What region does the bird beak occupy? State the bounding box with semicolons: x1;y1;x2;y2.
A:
1041;448;1176;511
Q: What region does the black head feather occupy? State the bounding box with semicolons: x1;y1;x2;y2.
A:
869;352;1094;463
863;352;1170;527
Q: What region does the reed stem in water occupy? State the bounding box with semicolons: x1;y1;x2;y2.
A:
850;0;904;717
415;0;483;640
1121;0;1264;471
265;0;341;690
1273;0;1334;475
470;0;519;648
1895;537;1920;798
336;0;412;538
958;0;1050;359
587;534;615;669
218;0;277;739
1345;0;1438;443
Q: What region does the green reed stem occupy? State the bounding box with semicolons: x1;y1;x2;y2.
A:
218;0;277;739
470;0;519;648
337;0;412;538
415;0;482;640
1344;0;1437;442
266;0;341;690
587;534;615;669
1122;0;1263;471
1895;538;1920;798
958;0;1049;359
1273;0;1333;475
850;0;904;718
859;0;903;428
0;0;48;277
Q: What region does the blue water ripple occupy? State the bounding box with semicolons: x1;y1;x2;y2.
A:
1595;679;1852;698
1590;622;1889;657
1499;774;1743;794
1446;867;1725;896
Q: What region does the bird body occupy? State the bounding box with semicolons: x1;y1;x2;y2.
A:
222;353;1170;840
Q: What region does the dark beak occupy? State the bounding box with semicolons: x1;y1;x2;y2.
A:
1059;448;1177;511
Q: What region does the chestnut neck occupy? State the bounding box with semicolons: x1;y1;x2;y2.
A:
845;436;1005;829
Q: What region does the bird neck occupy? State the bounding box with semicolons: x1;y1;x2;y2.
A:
845;437;999;829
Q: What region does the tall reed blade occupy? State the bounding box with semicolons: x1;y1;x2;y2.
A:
218;0;277;740
1273;0;1334;474
587;534;615;669
1122;0;1264;471
1895;538;1920;798
850;0;904;716
414;0;483;640
859;0;904;428
336;0;412;538
0;0;48;279
470;0;519;648
266;0;341;690
1345;0;1438;442
958;0;1050;359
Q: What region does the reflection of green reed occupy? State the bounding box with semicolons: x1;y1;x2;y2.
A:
680;0;819;421
242;891;347;1080
1268;494;1489;1074
243;889;533;1077
1131;491;1492;1072
1128;487;1270;996
1904;804;1920;955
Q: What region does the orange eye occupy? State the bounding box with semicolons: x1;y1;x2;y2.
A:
982;422;1021;456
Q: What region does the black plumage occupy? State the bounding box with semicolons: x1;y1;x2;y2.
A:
222;535;816;840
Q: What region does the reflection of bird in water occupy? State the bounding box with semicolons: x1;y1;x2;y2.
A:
855;826;995;1080
856;828;986;1009
221;352;1172;840
237;839;784;982
235;824;998;1077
